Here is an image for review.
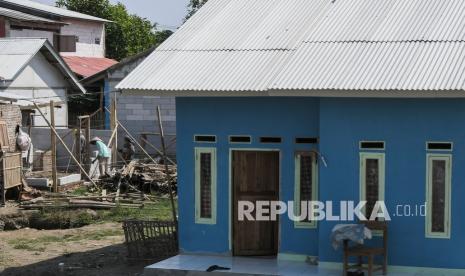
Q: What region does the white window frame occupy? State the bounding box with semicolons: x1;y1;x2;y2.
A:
194;147;217;224
425;154;451;239
294;151;318;229
360;152;385;219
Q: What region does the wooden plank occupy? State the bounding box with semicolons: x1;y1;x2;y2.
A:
50;101;58;193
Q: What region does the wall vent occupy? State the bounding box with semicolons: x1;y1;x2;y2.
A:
427;142;453;151
229;136;251;144
194;135;216;143
260;137;282;144
295;137;318;144
360;141;385;150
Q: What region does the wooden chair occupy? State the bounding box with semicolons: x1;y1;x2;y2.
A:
343;221;388;276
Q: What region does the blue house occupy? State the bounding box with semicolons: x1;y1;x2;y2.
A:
117;0;465;273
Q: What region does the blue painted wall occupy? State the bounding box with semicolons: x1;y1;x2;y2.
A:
319;98;465;269
176;96;465;268
176;97;320;256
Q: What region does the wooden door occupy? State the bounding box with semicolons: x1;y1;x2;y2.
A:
232;151;279;256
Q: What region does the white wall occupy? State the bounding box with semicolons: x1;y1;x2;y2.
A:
0;52;71;127
9;29;54;45
60;19;105;57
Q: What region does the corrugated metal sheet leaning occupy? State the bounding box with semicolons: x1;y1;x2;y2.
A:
116;0;465;93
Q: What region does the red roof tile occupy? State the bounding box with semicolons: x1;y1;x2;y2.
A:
63;56;118;78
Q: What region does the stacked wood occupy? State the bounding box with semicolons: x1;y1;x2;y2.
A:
99;160;177;195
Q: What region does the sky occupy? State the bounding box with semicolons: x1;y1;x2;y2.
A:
34;0;189;30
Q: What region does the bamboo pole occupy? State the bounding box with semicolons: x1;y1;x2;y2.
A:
33;102;99;189
156;105;178;226
50;101;58;193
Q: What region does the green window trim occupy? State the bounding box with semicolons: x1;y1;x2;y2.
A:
195;147;217;224
425;154;452;239
294;151;318;229
359;152;385;220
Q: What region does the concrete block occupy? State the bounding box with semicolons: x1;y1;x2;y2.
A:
58;174;81;186
26;178;50;188
125;103;143;109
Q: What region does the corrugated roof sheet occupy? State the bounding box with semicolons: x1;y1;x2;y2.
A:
63;56;118;78
0;6;64;23
0;0;110;22
0;38;85;93
117;0;465;93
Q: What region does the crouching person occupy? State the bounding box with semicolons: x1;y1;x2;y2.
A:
90;137;110;177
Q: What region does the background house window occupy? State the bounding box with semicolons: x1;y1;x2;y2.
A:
294;151;318;228
54;34;76;52
360;152;385;219
95;37;101;45
426;154;451;238
195;147;216;224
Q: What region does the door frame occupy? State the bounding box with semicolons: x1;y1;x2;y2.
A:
228;148;281;253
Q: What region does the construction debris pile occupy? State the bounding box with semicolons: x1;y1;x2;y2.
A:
99;160;177;195
19;159;177;210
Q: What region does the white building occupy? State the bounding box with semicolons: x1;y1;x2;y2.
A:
0;0;117;79
0;38;85;127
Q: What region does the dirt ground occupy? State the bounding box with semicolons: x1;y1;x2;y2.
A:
0;222;151;276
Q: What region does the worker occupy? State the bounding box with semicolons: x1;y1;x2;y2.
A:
15;125;33;170
119;136;135;161
90;137;110;177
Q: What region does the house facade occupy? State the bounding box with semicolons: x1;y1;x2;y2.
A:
0;38;84;127
117;0;465;272
0;0;109;58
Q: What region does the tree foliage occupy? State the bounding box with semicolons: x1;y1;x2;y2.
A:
185;0;208;21
56;0;172;60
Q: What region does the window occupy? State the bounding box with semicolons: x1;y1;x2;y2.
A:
21;110;35;127
426;154;451;238
294;151;318;228
360;141;385;150
360;152;385;219
229;135;251;144
53;34;76;52
95;37;101;45
194;135;216;143
195;147;216;224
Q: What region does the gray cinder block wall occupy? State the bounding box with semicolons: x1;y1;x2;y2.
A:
107;51;176;158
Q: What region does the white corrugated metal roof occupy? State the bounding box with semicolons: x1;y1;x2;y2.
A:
0;6;64;23
0;0;110;22
0;38;44;80
0;38;85;93
117;0;465;94
272;42;465;91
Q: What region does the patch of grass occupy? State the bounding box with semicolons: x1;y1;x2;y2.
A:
69;186;89;196
98;198;176;222
8;228;125;252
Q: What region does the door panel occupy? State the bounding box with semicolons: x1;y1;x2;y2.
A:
232;151;279;256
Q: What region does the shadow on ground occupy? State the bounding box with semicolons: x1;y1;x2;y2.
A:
0;243;156;276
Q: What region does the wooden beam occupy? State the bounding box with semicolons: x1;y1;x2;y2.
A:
110;96;117;169
156;105;178;226
33;102;99;189
50;101;58;193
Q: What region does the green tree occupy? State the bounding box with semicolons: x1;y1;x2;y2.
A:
56;0;172;60
185;0;208;21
